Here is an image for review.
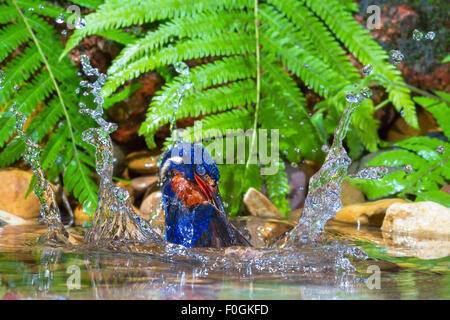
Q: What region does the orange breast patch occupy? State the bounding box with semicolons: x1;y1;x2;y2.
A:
171;175;207;207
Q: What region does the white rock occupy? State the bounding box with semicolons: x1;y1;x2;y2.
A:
0;210;30;226
382;201;450;236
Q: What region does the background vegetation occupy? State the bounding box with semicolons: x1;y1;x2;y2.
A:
0;0;448;216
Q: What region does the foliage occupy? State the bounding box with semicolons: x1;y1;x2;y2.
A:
0;0;101;212
351;92;450;207
62;0;419;215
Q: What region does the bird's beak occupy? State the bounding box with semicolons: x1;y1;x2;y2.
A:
194;174;226;215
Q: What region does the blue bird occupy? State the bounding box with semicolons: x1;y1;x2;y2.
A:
159;143;251;248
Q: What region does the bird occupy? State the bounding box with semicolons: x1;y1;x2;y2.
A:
159;142;251;248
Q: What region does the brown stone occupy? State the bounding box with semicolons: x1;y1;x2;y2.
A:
0;169;42;219
126;150;160;175
74;204;91;226
341;180;365;206
243;187;283;219
334;198;407;227
0;210;31;226
139;191;164;236
139;191;163;221
131;175;159;195
288;208;302;222
230;216;295;248
441;185;450;195
387;109;440;142
382;201;450;235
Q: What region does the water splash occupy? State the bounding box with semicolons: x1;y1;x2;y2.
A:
10;105;68;244
77;55;162;245
362;64;373;76
390;50;404;66
167;62;194;148
424;31;435;40
412;29;423;41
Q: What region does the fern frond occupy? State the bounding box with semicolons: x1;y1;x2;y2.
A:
103;34;255;97
0;0;98;211
108;10;253;74
302;0;418;128
62;0;254;57
264;160;290;215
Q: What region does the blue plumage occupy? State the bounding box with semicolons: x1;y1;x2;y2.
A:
160;143;250;248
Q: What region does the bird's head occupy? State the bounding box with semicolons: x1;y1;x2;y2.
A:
159;143;224;212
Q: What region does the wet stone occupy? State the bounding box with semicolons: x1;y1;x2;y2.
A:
243;188;283;219
382;201;450;236
139;191;163;222
0;169;43;219
126;150;160;175
74;204;91;226
340;180;365;206
230;216;296;248
334;198;407;227
131;175;159;195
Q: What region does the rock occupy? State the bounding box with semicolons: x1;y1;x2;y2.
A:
139;191;164;236
0;169;42;219
387;109;440;142
74;204;91;226
286;162;318;210
139;191;163;221
441;185;450;195
230;216;295;248
334;198;407;227
341;180;365;206
382;201;450;236
0;210;30;226
131;175;159;195
288;208;302;222
243;188;283;219
382;230;450;259
126;150;160;175
112;142;126;177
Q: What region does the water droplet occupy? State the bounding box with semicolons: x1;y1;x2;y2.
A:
38;5;44;9
294;148;300;153
424;31;435;40
360;87;372;99
13;84;20;90
75;88;80;94
283;150;288;155
345;91;360;103
404;164;413;172
0;70;6;89
55;13;65;24
362;64;373;75
303;63;309;68
288;115;293;120
299;121;304;126
436;146;445;154
75;17;86;30
291;162;298;168
412;29;423;41
28;7;34;11
389;50;404;66
61;30;67;36
321;145;329;153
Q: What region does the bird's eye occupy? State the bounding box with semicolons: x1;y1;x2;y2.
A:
196;165;206;176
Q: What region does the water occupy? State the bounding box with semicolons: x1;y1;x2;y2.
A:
10;105;68;245
0;222;448;299
1;58;448;299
